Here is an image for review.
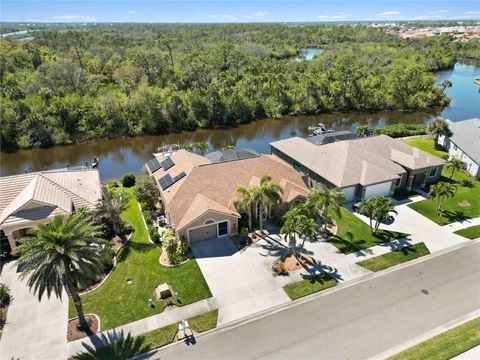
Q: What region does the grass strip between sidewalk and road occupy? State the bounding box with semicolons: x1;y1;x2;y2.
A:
357;243;430;272
454;224;480;240
388;317;480;360
283;274;337;300
70;309;218;360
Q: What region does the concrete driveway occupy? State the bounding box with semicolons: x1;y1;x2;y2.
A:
191;237;291;325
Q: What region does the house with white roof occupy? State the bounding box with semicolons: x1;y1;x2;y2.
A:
439;118;480;177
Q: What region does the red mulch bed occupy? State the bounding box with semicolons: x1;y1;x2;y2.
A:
67;315;99;341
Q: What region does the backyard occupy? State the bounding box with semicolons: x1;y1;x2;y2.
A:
402;137;449;160
68;190;212;330
329;207;408;254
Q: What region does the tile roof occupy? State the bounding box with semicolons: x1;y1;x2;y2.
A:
307;131;357;145
446;118;480;164
154;153;309;231
270;135;445;188
205;148;259;163
0;168;101;227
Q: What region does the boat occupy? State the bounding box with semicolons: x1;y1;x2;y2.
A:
91;157;100;168
308;123;334;136
154;143;180;157
475;78;480;86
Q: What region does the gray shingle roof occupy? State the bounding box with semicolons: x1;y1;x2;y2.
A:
205;148;259;163
307;131;357;145
446;118;480;164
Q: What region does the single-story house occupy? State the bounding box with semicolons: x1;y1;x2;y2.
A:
438;118;480;177
270;134;445;202
145;149;308;244
0;168;101;254
307;130;357;146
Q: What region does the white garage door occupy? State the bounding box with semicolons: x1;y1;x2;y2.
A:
189;224;217;243
342;186;356;201
364;181;392;199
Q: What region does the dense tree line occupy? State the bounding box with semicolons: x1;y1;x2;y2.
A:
1;23;478;150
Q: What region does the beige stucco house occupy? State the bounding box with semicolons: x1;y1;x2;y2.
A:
0;168;101;253
270;134;445;202
145;149;308;244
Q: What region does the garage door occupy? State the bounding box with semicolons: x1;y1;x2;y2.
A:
364;181;392;199
189;224;217;243
342;186;356;202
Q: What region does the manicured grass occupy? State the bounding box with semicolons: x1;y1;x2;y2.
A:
70;310;218;360
357;243;430;272
454;224;480;240
329;207;409;254
69;190;212;330
402;137;449;160
391;188;419;201
283;274;337;300
408;169;480;225
389;317;480;360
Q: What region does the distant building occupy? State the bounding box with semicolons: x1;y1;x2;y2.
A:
439;118;480;177
0;168;101;253
307;130;357;146
270;135;444;202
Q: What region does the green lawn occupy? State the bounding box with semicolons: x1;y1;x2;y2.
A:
69;191;212;330
389;317;480;360
408;169;480;225
71;310;218;360
357;243;430;272
454;224;480;240
402;137;449;160
329;207;409;254
283;274;337;300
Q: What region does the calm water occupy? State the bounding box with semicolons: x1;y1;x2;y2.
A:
1;63;479;182
296;47;325;61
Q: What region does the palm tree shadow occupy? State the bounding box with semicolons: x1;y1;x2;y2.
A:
72;330;152;360
116;241;156;262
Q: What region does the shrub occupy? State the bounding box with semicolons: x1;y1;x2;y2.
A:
162;229;188;264
373;123;427;138
0;283;12;307
122;173;136;187
142;209;153;226
149;226;160;243
100;246;115;273
272;259;288;276
123;222;134;234
107;180;119;190
135;177;159;209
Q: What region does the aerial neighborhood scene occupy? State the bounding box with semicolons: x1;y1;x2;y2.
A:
1;1;480;359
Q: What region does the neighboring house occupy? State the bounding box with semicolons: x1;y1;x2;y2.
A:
307;130;357;146
205;147;259;163
145;149;308;244
270;135;444;202
438;118;480;177
0;168;101;254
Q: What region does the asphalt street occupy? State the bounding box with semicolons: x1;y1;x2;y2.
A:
149;240;480;360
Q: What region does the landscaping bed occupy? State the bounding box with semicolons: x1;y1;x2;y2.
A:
273;253;316;275
69;191;212;330
283;274;337;300
357;243;430;272
391;189;419;201
329;207;408;254
67;315;100;341
454;224;480;240
389;317;480;360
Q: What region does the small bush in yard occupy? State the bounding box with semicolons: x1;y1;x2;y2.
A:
122;173;136;188
162;229;188;264
149;226;161;244
107;180;119;190
0;283;12;307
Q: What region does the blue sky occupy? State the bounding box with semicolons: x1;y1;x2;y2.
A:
2;1;480;23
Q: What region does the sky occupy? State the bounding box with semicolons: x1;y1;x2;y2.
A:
2;1;480;23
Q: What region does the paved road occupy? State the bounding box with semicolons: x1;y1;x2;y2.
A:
149;240;480;360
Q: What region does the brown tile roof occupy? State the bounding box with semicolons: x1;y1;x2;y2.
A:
270;135;445;188
0;168;101;227
158;153;309;231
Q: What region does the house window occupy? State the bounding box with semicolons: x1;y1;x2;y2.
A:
429;167;437;177
394;178;401;187
218;221;228;236
453;144;457;151
204;219;214;225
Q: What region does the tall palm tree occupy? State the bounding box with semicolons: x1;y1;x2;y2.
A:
427;118;451;149
281;204;318;254
230;185;256;231
15;210;104;329
96;186;129;238
359;197;397;234
446;158;464;180
429;182;456;212
252;175;283;230
440;79;453;93
305;185;347;232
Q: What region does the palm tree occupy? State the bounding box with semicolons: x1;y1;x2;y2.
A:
359;197;397;234
440;79;453;93
96;186;129;239
230;185;256;231
15;210;104;330
429;182;456;212
427;118;451;149
305;185;347;232
281;204;318;255
252;175;283;230
446;158;464;180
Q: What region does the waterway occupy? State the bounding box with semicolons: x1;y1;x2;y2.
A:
1;62;479;182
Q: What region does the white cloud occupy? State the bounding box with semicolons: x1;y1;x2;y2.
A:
209;14;234;19
127;11;136;14
254;11;270;17
53;15;97;21
463;11;480;16
429;9;449;14
376;11;401;18
317;12;352;21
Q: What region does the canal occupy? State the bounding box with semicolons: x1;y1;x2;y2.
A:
1;62;479;182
